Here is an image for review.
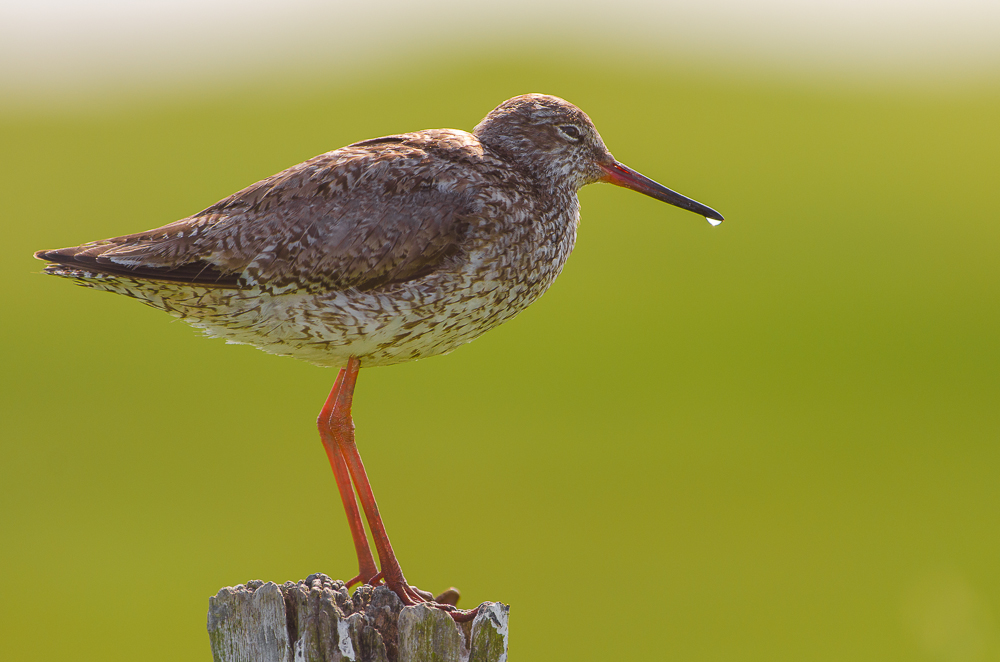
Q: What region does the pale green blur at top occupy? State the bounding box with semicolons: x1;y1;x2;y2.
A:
1;51;998;661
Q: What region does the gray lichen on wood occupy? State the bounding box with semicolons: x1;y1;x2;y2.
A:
207;574;508;662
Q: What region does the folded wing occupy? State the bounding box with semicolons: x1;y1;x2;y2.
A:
36;137;476;294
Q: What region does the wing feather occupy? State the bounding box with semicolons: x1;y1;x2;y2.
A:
36;132;481;293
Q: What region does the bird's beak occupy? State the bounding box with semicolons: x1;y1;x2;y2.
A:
600;161;724;225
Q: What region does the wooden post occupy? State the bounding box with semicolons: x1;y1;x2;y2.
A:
207;574;509;662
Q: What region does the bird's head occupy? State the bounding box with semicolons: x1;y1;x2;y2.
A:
474;93;611;189
474;93;723;224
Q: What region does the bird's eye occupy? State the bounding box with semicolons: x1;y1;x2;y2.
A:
558;125;583;141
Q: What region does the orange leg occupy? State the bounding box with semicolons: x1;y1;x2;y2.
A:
321;357;480;622
318;367;378;588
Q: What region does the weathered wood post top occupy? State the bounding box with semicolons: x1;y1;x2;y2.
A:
208;574;508;662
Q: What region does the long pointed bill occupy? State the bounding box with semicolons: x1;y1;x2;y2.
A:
601;161;724;226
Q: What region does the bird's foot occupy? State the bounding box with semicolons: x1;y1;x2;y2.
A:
348;573;476;620
391;582;480;622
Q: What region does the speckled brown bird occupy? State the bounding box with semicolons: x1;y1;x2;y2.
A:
34;93;723;620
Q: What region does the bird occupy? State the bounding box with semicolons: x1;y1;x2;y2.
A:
34;93;724;621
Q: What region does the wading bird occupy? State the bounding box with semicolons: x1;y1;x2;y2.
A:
35;94;723;620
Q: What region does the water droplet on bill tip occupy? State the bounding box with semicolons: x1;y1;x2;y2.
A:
706;217;722;227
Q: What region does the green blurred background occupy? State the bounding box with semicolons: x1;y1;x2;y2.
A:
2;10;1000;661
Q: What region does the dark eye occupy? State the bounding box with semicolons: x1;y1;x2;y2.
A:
558;125;582;141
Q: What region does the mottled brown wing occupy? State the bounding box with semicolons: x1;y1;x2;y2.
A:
36;137;477;293
34;216;243;286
